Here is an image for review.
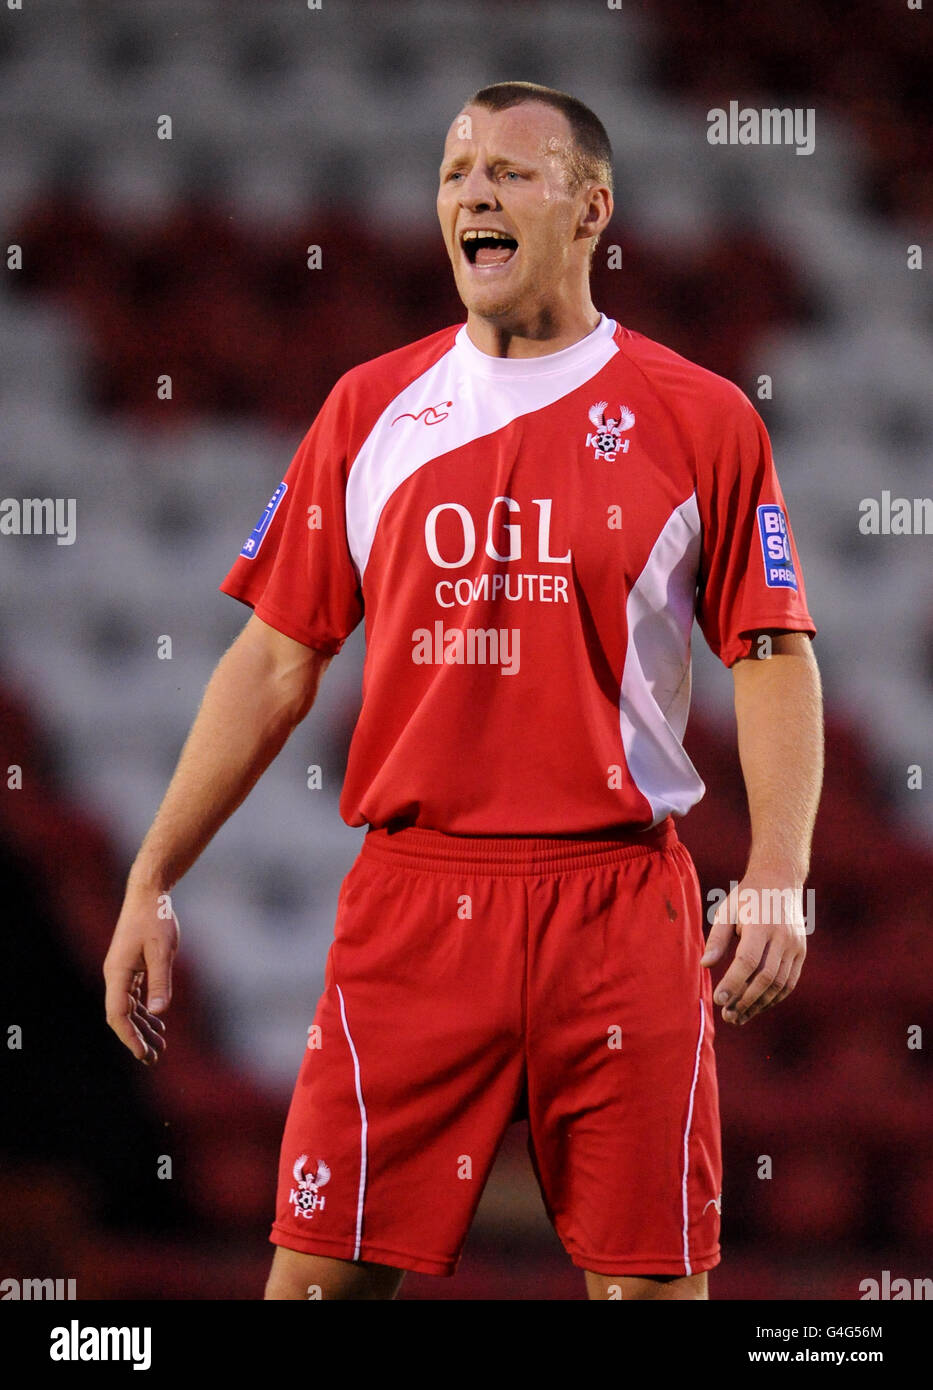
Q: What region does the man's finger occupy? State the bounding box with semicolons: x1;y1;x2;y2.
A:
105;978;151;1062
713;924;772;1010
132;1006;166;1033
725;940;781;1015
701;891;737;967
700;915;735;968
144;939;175;1015
130;1007;168;1059
130;1000;167;1045
775;951;805;1003
731;955;794;1024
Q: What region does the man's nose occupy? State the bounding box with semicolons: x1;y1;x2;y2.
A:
459;165;499;208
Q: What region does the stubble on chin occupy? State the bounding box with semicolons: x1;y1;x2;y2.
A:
455;274;519;323
467;295;516;322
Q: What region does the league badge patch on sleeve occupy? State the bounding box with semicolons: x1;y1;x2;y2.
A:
756;504;798;590
240;482;287;559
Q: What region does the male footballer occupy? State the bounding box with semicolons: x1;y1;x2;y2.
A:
104;83;823;1300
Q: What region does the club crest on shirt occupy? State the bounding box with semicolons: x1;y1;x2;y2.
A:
289;1154;331;1219
586;401;635;460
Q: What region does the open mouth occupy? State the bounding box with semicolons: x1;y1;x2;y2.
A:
460;228;519;268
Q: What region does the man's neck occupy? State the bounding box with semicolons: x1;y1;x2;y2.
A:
465;303;602;358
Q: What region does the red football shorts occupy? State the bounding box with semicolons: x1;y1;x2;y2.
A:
270;817;722;1278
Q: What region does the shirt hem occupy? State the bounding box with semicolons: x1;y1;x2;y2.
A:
720;616;816;666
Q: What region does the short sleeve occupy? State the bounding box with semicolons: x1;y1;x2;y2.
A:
695;385;816;666
219;381;364;654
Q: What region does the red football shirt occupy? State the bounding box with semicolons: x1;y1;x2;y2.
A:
220;314;816;834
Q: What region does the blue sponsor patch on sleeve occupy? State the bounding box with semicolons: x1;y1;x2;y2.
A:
756;504;798;590
240;482;287;559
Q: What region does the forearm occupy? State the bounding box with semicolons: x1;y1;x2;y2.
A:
128;617;330;893
732;635;824;881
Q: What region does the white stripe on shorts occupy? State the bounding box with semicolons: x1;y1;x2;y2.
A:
336;983;368;1262
681;997;706;1275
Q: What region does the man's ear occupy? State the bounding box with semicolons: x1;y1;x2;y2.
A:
576;184;612;245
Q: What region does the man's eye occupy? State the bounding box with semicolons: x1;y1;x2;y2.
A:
501;170;521;180
446;171;464;182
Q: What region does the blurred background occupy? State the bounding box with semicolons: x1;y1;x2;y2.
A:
1;0;931;1300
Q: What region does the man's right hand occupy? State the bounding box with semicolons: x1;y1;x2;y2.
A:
104;887;179;1065
100;616;332;1067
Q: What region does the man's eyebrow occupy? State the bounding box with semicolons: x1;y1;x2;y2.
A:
490;155;535;170
440;151;537;173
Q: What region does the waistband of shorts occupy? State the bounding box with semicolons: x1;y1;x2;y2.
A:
359;816;679;875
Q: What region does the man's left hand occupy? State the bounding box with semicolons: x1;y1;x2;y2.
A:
700;873;807;1025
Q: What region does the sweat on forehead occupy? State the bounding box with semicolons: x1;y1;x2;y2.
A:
445;106;579;180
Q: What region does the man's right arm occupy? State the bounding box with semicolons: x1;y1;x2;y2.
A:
103;613;332;1064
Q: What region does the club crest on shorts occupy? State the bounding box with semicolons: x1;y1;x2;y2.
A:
289;1154;331;1219
586;401;635;460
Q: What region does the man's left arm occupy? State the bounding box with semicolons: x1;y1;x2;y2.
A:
700;630;824;1026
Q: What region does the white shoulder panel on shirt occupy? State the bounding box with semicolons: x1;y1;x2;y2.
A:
345;315;618;577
